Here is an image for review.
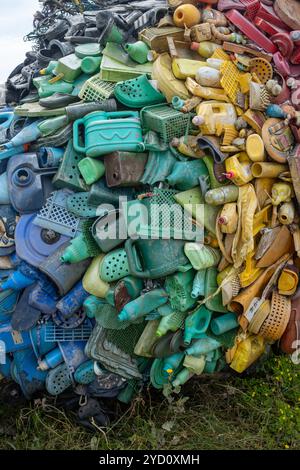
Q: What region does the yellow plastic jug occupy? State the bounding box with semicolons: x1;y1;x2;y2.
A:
82;255;110;298
225;152;253;186
230;335;265;373
195;101;237;135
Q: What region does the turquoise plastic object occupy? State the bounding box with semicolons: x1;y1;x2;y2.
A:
75;43;101;59
73;111;145;157
81;56;102;75
185;334;221;356
0;172;10;204
118;288;169;322
166;160;209;190
265;104;287;119
83;295;107;319
163;352;185;376
140;148;177;185
34;76;74;98
184;306;213;345
192;270;207;298
74;360;96;384
114;75;165;109
210;313;239;335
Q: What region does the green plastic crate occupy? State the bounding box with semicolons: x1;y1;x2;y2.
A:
99;54;152;83
140;104;191;143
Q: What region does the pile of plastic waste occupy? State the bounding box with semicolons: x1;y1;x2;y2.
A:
0;0;299;427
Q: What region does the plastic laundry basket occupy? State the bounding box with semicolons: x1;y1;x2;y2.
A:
140;104;191;143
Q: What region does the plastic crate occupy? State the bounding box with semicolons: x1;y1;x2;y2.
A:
140;104;191;143
79;74;116;102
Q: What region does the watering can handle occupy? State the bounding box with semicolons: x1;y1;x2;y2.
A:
125;238;150;278
73;119;86;154
105;111;139;120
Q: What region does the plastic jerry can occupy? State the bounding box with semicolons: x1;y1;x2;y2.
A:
73;111;145;157
54;54;83;83
195;101;237;135
230;335;265;373
225;152;253;186
184;305;213;345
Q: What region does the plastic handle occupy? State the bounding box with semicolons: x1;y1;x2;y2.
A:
104;111;139;120
125;238;149;278
73;118;86;153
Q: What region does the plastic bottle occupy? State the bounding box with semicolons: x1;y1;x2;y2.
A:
205;185;239;205
185;335;221;356
172;367;194;387
125;41;150;64
163;352;185;375
38;115;69;137
184;244;221;270
230;335;265;373
10;121;42;147
0;270;35;291
83;295;107;318
210;313;239;335
61;233;99;264
184;305;213;345
156;310;186;337
190;41;222;58
38;347;64;371
195;67;221;88
118;288;169;322
191;269;206;299
183;354;206;375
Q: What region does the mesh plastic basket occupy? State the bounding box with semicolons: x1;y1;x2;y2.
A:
259;291;291;341
79;74;116;102
140;104;191;143
125;187;201;240
34;189;83;238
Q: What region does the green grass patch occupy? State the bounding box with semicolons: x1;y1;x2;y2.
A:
0;355;299;450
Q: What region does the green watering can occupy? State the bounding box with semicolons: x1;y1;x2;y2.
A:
125;238;189;279
73;111;145;157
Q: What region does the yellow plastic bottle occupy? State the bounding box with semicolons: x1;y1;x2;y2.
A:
172;58;206;80
82;255;110;298
225;152;253;186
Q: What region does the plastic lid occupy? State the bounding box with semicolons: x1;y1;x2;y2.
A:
190;42;200;51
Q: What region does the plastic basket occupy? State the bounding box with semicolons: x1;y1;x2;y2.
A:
34;189;83;238
79;74;116;102
259;291;291;341
140;104;191;143
44;319;93;342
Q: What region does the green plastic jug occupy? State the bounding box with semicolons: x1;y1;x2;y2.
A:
78;157;105;185
184;306;213;345
81;56;102;75
184;244;221;270
54;54;82;83
125;238;189;279
172;368;194;387
38;115;69;137
73;111;145;157
125;42;150;64
205;185;239;206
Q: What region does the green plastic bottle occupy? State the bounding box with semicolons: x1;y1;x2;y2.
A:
191;269;206;299
83;295;107;318
184;244;221;271
40;60;59;76
184;305;213;345
61;233;100;264
38;115;69;137
185;334;221;356
210;312;239;335
78;157;105;185
205;185;239;206
125;41;150;64
81;56;102;75
156;310;186;337
172;368;194;387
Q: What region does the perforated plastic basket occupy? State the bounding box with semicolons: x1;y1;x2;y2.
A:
34;189;83;238
140;104;191;143
79;74;116;102
44;319;93;342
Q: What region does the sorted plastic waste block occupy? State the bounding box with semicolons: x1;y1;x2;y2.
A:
1;0;300;423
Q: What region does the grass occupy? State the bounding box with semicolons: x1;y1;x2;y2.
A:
0;355;299;450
